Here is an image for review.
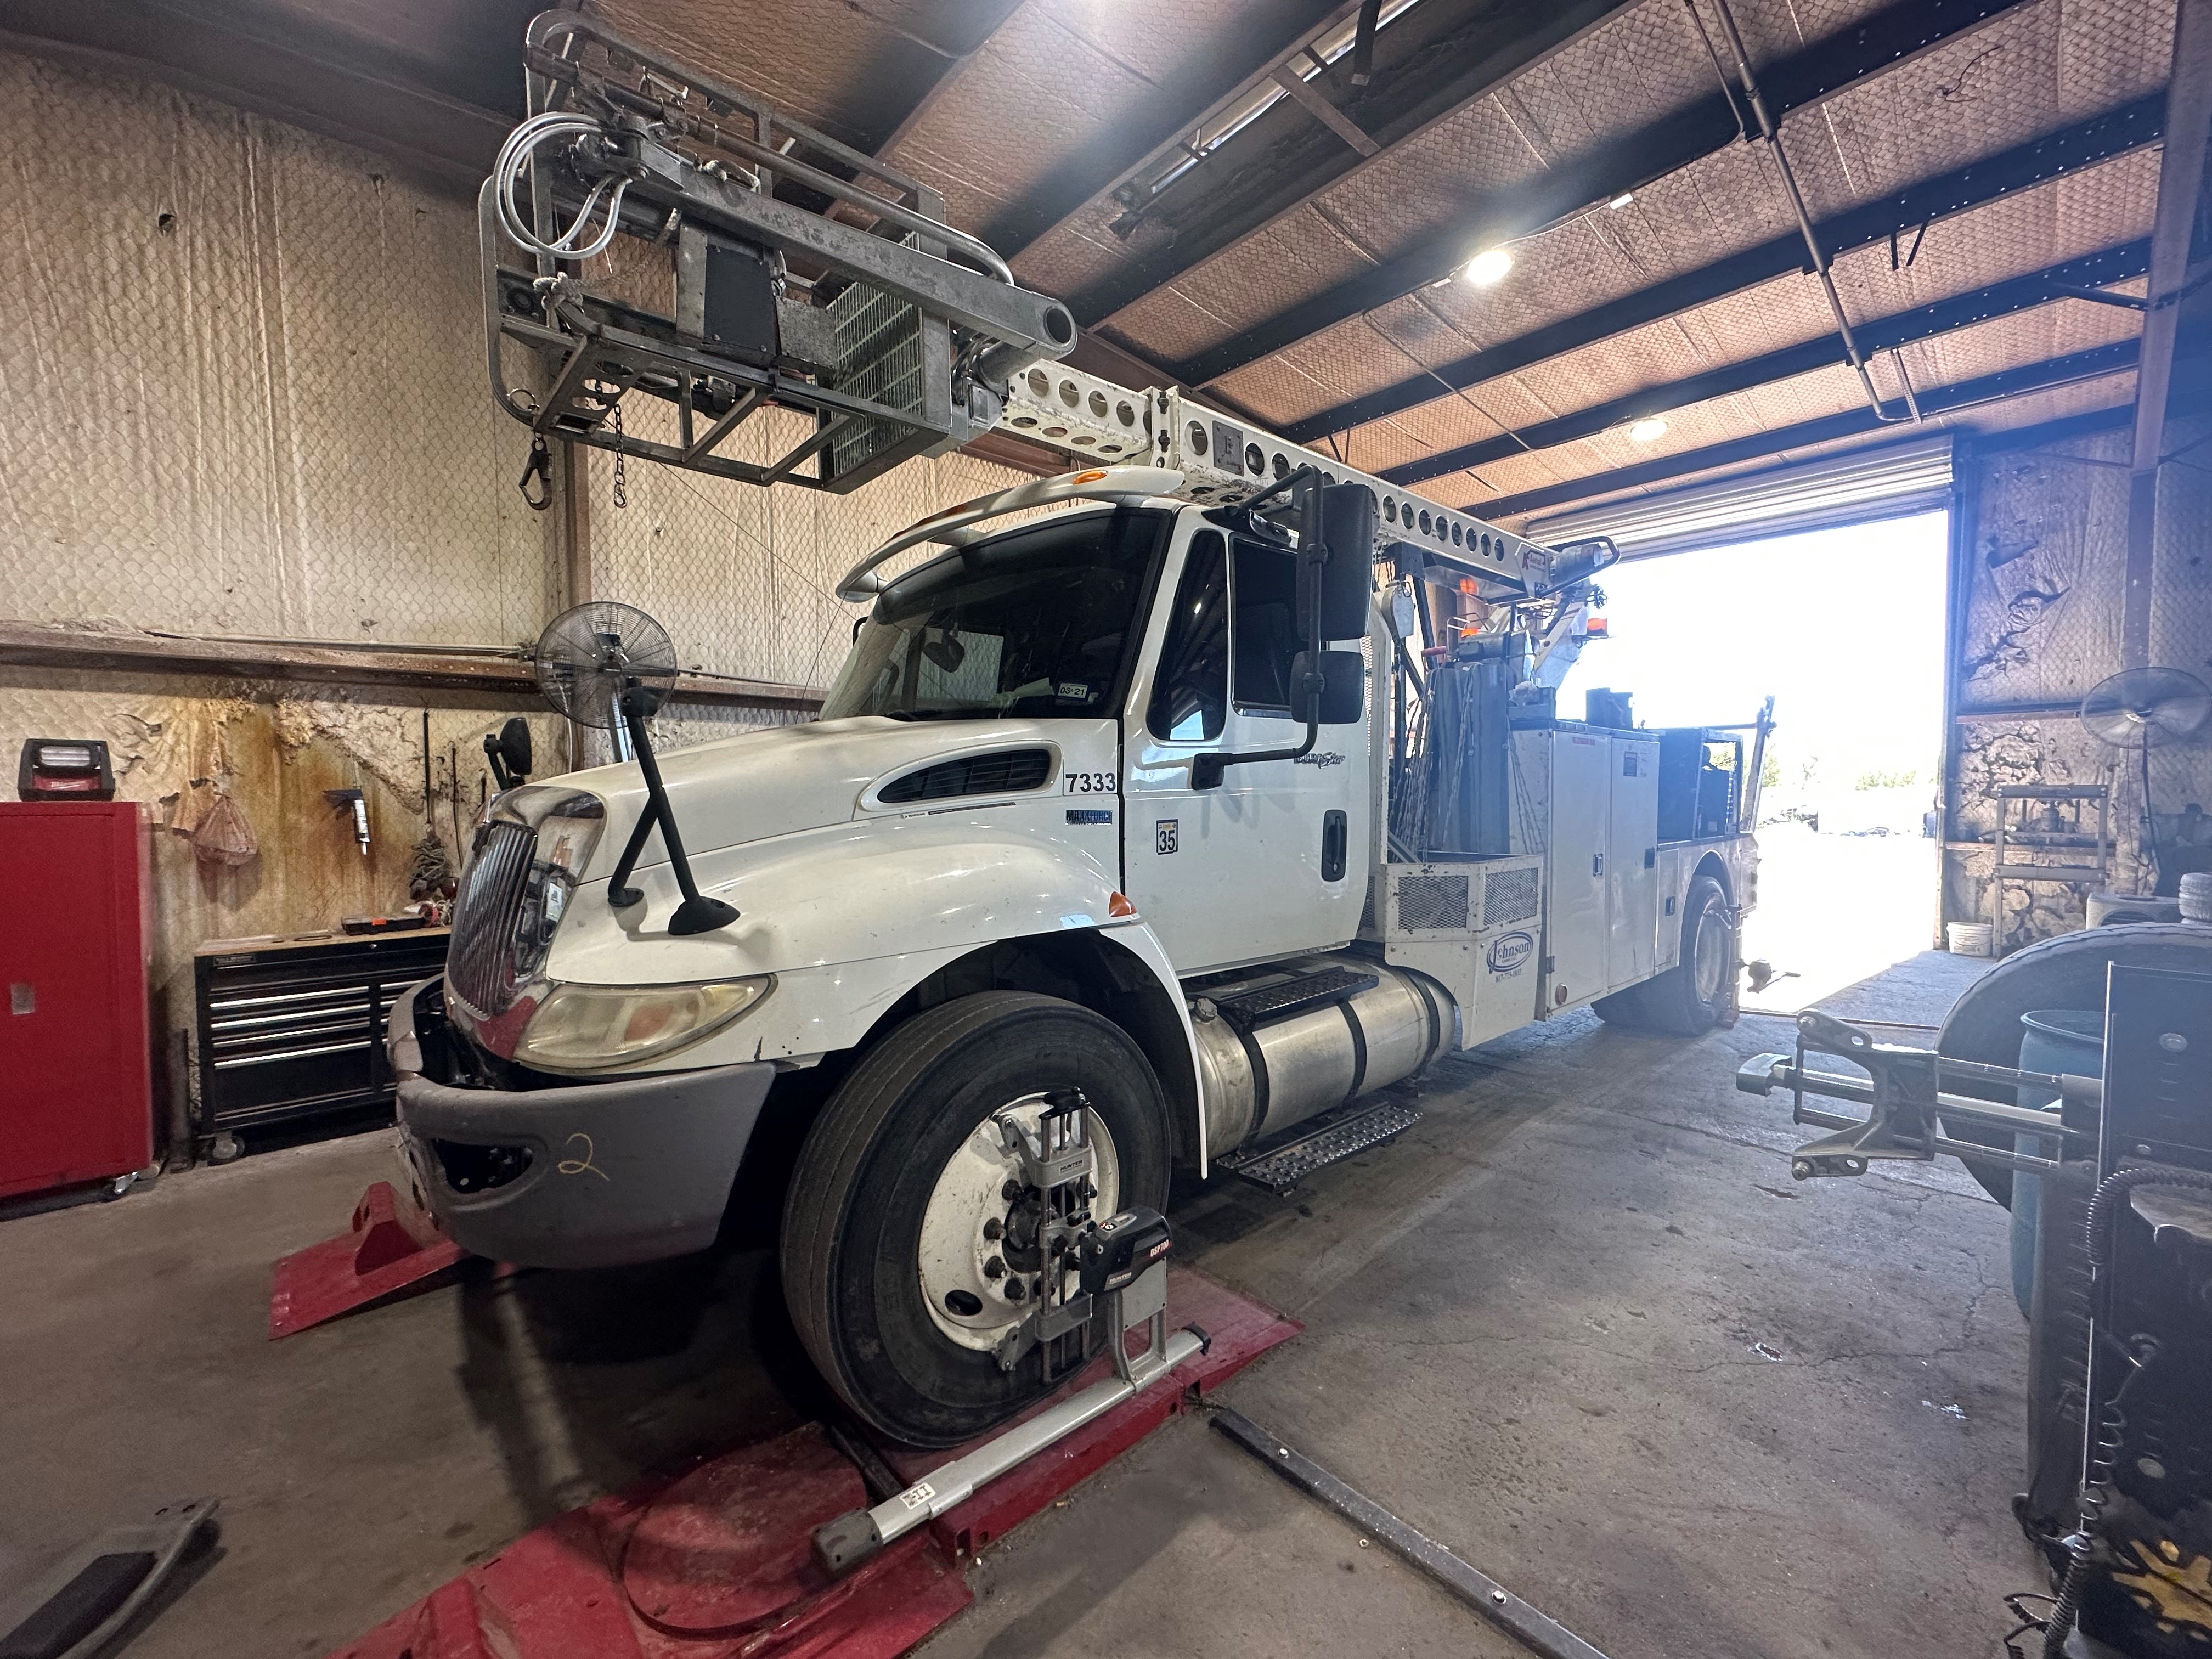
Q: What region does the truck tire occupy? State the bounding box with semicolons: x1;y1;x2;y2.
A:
1936;922;2212;1209
780;990;1171;1448
1596;873;1733;1037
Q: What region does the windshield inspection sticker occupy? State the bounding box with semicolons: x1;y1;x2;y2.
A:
1064;770;1118;794
1156;820;1179;855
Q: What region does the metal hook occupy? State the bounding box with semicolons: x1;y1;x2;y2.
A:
518;435;553;510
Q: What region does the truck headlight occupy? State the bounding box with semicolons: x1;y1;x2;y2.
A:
515;978;771;1071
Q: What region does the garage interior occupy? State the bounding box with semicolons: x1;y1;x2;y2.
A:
3;1;2212;1656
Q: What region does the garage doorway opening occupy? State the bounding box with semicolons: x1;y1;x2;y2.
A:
1558;511;1951;1009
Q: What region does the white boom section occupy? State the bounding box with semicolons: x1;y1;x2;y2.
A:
995;360;1560;600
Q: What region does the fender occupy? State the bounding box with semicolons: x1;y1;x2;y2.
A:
540;819;1209;1161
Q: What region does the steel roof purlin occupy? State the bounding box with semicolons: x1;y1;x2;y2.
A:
1379;240;2153;486
1460;338;2146;521
1282;94;2168;448
1031;0;1638;318
1157;0;2050;393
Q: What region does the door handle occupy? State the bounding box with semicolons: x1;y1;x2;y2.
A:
1322;810;1348;882
1593;854;1603;877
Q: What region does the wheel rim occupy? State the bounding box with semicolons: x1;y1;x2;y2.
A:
1691;901;1730;1004
916;1093;1120;1352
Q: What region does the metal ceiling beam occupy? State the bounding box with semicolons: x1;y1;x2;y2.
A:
1159;0;2038;389
1459;338;2141;521
1279;95;2165;444
969;0;1356;257
1043;0;1634;310
868;0;1031;160
2123;0;2212;669
1381;240;2151;486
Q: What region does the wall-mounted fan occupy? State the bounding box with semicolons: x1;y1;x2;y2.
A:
2079;667;2212;751
532;601;737;936
2079;667;2212;893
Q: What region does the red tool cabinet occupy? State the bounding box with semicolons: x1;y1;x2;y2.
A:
0;802;154;1199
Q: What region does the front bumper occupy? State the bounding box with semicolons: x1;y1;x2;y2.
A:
387;977;776;1269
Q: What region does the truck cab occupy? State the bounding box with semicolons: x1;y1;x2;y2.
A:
390;464;1757;1448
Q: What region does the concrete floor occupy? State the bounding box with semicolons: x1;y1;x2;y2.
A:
0;950;2035;1659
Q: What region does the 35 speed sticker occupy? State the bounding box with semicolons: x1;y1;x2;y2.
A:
1064;770;1118;794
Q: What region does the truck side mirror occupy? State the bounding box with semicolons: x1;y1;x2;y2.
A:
485;716;534;791
1291;650;1365;725
1299;484;1375;642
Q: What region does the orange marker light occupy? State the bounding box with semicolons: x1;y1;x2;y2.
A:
1584;617;1610;637
1071;470;1109;485
1107;891;1137;918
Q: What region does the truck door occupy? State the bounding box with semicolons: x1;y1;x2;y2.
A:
1122;524;1368;974
1607;733;1660;991
1543;730;1610;1011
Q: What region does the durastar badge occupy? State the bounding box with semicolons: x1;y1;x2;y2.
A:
1487;930;1535;973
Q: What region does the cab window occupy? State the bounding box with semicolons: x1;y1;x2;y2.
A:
1232;539;1299;713
1147;532;1228;742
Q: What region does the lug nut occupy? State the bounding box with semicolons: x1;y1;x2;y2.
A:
1002;1180;1023;1201
983;1217;1003;1241
983;1255;1006;1279
1005;1278;1027;1301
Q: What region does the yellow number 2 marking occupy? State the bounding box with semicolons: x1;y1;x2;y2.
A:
558;1132;609;1180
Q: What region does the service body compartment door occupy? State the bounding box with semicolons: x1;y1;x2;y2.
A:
1122;523;1368;973
1542;730;1610;1011
1607;735;1661;991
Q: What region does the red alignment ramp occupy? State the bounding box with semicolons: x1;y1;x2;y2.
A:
328;1268;1297;1659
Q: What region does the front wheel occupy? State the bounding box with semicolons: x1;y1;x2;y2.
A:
780;991;1171;1448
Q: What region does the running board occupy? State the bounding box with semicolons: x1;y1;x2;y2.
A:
1216;1094;1421;1194
1211;965;1377;1032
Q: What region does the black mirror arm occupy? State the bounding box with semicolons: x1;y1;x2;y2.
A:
1193;473;1328;791
604;687;739;935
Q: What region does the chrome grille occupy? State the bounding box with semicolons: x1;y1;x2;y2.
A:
448;820;537;1014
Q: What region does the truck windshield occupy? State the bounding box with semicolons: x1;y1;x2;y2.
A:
822;506;1170;720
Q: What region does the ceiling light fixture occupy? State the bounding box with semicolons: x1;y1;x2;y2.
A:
1628;416;1669;443
1462;248;1513;287
1608;191;1634;210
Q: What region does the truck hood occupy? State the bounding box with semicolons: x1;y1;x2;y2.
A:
556;715;1073;873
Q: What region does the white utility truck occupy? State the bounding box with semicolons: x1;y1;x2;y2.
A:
390;13;1764;1449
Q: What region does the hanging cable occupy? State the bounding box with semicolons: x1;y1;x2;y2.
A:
1706;0;1915;425
494;111;634;264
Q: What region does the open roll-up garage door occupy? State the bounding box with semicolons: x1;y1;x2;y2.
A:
1525;436;1954;560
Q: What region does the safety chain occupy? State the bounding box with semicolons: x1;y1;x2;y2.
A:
609;399;628;510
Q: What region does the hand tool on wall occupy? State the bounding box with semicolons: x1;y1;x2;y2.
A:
325;788;370;856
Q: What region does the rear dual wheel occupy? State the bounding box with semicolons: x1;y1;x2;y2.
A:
1593;873;1734;1036
780;991;1170;1448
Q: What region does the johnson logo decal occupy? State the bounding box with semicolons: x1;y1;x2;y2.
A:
1487;931;1535;974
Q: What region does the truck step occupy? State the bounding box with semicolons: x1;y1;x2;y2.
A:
1211;966;1378;1032
1216;1095;1423;1195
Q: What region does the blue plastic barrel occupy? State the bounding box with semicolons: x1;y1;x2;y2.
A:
2010;1009;2103;1319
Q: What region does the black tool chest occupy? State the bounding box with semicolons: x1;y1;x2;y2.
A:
193;930;448;1146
